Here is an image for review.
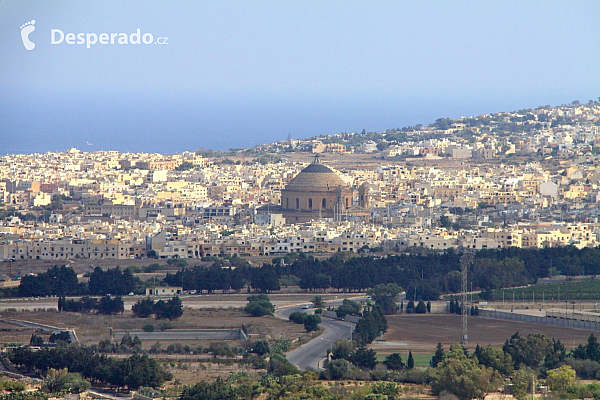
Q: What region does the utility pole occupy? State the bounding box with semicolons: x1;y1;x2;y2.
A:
460;249;474;345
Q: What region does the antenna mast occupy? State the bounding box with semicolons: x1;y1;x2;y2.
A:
460;248;474;344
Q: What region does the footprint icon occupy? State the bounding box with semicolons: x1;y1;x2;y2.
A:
20;20;36;50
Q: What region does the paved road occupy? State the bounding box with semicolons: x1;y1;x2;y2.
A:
275;302;355;370
0;294;350;311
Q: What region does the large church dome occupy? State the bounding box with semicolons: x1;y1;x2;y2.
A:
285;156;346;189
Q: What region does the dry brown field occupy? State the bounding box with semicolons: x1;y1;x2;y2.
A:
372;314;597;356
0;308;307;347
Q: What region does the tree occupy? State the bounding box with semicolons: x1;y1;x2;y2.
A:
304;314;321;332
503;332;552;370
49;331;71;344
331;340;356;361
327;359;350;380
163;296;183;320
30;334;44;346
251;264;280;293
476;346;513;376
431;342;444;368
351;346;378;370
167;258;188;268
383;353;405;371
440;215;452;229
97;295;124;315
371;382;401;399
244;294;274;317
407;351;414;369
546;365;576;392
586;334;600;362
353;305;387;346
367;283;402;315
175;161;195;171
266;354;299;377
545;339;566;370
252;339;270;356
180;378;237;400
19;265;79;297
132;298;155;318
311;296;326;308
429;345;503;400
511;367;535;400
335;299;361;318
89;266;138;296
43;368;89;394
288;311;307;324
415;300;427;314
427;300;431;313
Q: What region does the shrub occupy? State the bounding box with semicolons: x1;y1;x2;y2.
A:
304;314;321;332
244;294;274;317
289;311;307;324
143;324;155;332
245;303;272;317
252;340;270;356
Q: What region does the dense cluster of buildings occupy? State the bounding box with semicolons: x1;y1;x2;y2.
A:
2;102;600;263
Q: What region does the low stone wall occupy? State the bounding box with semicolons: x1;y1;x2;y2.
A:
111;328;247;341
322;310;361;323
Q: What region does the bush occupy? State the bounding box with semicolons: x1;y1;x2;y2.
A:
49;331;71;344
143;324;155;332
245;303;272;317
252;340;270;356
566;358;600;379
289;311;307;324
314;308;323;314
0;380;26;392
267;353;299;377
415;300;427;314
159;322;173;331
304;314;321;332
327;359;350;380
244;295;274;317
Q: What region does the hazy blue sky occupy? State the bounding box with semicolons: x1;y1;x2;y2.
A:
1;1;599;154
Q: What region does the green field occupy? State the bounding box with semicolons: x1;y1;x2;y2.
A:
491;279;600;302
376;353;433;367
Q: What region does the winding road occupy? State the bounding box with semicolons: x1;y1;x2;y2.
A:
275;301;356;370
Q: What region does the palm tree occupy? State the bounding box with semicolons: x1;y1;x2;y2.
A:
311;296;326;308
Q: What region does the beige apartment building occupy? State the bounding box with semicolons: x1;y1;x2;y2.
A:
0;239;145;260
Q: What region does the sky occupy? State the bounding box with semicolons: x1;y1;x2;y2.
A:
1;1;600;154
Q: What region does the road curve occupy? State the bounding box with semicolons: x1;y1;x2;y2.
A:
275;304;354;370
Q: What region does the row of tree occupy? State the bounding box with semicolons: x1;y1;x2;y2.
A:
11;245;600;300
164;264;281;294
288;311;321;332
58;295;124;315
8;346;172;390
17;266;138;298
131;296;183;320
282;246;600;297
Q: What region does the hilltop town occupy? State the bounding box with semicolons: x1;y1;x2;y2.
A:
1;100;600;266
